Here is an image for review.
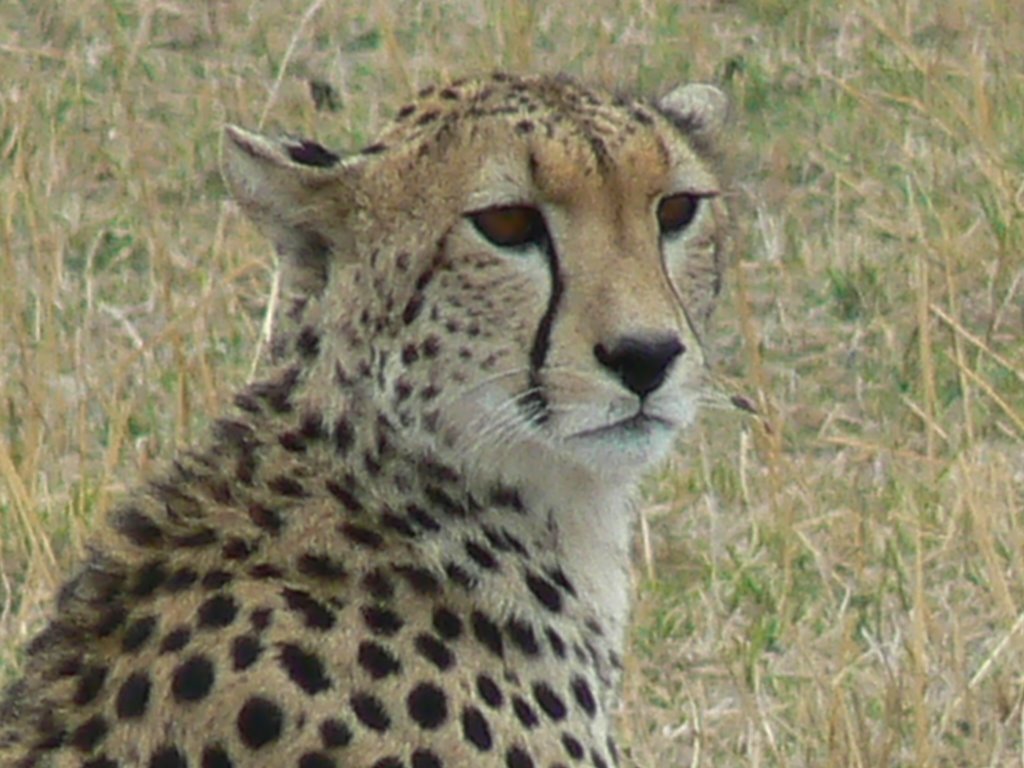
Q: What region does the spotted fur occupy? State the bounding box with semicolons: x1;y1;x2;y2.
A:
1;73;730;768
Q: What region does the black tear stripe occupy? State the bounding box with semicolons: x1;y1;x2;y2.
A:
523;237;563;424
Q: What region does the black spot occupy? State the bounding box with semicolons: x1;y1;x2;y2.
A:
506;618;540;656
70;715;108;752
371;759;403;768
380;509;417;537
268;475;307;498
512;695;539;728
396;104;416;120
131;559;168;596
406;503;441;532
115;672;151;719
632;107;654;125
198;594;238;629
214;418;257;447
296;326;321;358
546;627;567;658
149;745;187;768
464;539;499;570
444;561;475;590
358;641;402;679
297;553;348;582
561;733;584;760
340;522;383;550
506;746;535;768
237;696;284;749
351;692;390;731
361;569;395;601
532;682;567;721
414;633;454;671
407;682;448;730
240;613;268;637
333;417;355;454
396;565;441;595
320;718;352;748
248;563;283;580
92;603;126;638
402;293;424;325
201;744;234;768
571;675;597;717
282;587;336;630
279;643;331;694
462;705;493;751
525;572;562;612
32;715;66;750
234;392;261;414
326;479;364;513
222;537;252;560
248;503;283;534
114;507;163;547
476;673;504;708
432;607;462;639
73;664;108;706
489;485;524;512
202;570;234;590
415;110;440;126
421;335;442;358
471;611;503;658
172;654;215;702
411;750;442;768
278;430;307;453
232;634;262;671
83;757;118;768
299;753;336;768
250;366;300;413
361;604;404;636
591;750;610;768
547;566;577;597
174;527;217;549
165;567;199;592
286;139;340;167
160;626;191;653
607;736;620;766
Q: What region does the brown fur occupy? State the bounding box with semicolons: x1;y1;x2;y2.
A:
1;73;729;768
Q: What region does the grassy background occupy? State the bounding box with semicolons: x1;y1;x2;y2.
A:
2;0;1023;765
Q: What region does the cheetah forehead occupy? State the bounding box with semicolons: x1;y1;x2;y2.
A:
371;73;702;172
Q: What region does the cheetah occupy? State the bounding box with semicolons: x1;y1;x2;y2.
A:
0;73;730;768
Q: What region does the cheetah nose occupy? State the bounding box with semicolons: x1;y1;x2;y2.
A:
593;335;685;398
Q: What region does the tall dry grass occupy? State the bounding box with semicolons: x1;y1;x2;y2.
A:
1;1;1022;765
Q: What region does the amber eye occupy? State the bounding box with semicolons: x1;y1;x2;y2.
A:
657;193;701;238
468;205;548;249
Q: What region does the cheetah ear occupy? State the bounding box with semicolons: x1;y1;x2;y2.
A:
657;83;729;142
221;125;363;297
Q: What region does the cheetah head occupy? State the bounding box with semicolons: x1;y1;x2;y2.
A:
223;74;729;488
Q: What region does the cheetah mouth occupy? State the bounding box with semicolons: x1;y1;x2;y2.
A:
567;411;675;441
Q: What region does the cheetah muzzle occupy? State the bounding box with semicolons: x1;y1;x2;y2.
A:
1;72;730;768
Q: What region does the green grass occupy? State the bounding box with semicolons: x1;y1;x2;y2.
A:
2;0;1023;765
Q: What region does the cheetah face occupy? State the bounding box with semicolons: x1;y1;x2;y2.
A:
224;75;728;483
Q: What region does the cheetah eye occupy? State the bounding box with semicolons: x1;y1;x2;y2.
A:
468;205;548;249
657;193;701;238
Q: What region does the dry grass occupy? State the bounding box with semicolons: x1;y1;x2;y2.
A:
2;1;1023;765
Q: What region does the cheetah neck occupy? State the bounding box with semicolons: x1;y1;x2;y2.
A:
229;349;641;654
462;442;639;644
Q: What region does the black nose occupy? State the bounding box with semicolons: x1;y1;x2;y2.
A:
594;335;685;398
